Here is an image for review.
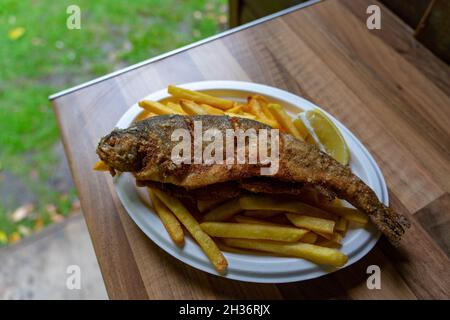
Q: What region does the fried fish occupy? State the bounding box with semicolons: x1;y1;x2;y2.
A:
97;115;410;244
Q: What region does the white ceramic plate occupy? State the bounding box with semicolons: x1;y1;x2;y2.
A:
113;81;383;283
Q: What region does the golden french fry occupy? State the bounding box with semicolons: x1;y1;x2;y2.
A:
166;101;186;114
168;85;234;109
316;231;343;244
247;97;268;118
239;195;337;220
227;104;244;114
286;213;335;234
247;96;280;128
153;190;227;273
335;216;348;234
249;95;268;105
235;215;317;244
217;241;279;256
93;160;109;171
197;198;225;213
261;103;280;126
202;198;241;222
139;100;184;115
148;189;184;246
200;222;309;242
267;103;304;140
223;238;348;267
315;239;342;249
300;232;318;244
135;110;156;122
180;99;208;115
321;204;368;224
200;104;225;115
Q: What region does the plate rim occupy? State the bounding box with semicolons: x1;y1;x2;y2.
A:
113;80;384;283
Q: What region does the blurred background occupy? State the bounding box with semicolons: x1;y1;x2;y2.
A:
1;0;448;299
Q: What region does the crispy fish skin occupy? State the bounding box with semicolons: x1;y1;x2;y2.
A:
97;115;410;244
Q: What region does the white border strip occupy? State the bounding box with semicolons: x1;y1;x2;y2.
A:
49;0;321;100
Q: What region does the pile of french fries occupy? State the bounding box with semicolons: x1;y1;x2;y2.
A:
148;190;368;273
94;85;369;273
134;85;309;141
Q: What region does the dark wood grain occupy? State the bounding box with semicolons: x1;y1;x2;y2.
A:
341;0;450;98
415;193;450;257
51;0;450;299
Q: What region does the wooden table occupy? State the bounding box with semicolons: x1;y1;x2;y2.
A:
50;0;450;299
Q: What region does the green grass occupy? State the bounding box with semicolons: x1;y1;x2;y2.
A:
0;0;227;244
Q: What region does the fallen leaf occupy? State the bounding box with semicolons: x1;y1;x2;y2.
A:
11;203;34;222
34;217;44;231
9;232;21;244
45;203;57;215
51;214;64;223
8;27;25;40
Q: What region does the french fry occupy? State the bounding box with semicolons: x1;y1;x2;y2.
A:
320;204;368;225
148;189;184;246
217;241;279;256
235;215;317;244
166;101;186;114
226;104;244;114
286;213;335;234
202;198;241;222
250;95;268;105
247;96;279;128
335;216;348;234
200;104;225;115
139;100;184;115
300;232;318;244
200;222;309;242
135;110;156;122
180;99;208;115
260;103;281;127
93;160;109;171
197;198;225;213
315;239;342;249
239;195;337;220
223;238;348;267
153;190;227;273
267;103;304;140
168;85;234;109
316;231;343;244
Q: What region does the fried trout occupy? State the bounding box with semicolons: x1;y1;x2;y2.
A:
97;115;410;244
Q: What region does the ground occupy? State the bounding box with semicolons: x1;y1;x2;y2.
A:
0;212;108;299
0;0;227;244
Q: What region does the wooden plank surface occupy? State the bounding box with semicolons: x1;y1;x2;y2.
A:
51;0;450;299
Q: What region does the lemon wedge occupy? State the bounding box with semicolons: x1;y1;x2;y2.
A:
297;109;350;165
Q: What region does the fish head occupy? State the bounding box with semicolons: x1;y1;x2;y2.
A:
96;126;143;172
